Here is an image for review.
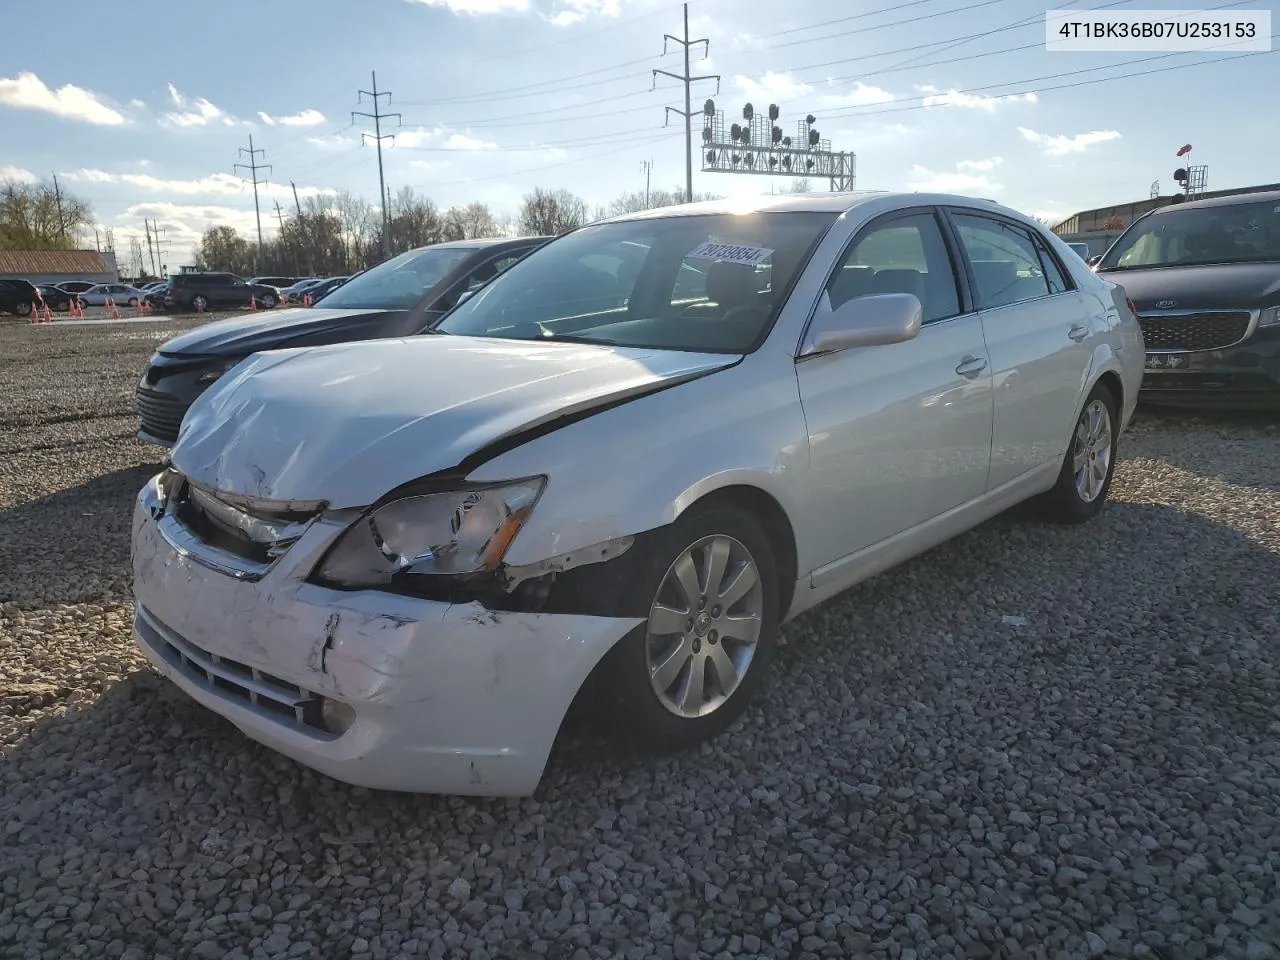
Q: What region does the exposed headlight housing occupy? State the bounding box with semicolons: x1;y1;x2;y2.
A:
315;478;545;588
1259;305;1280;328
195;358;243;386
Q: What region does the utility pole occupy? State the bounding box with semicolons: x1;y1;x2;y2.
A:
653;4;719;203
641;159;653;208
51;173;66;243
353;71;401;260
234;134;271;274
144;218;158;277
152;224;170;277
275;200;297;274
290;180;312;276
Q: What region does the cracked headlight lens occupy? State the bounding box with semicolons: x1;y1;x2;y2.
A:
316;478;545;587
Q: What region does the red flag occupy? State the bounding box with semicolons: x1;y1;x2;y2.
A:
1176;143;1192;157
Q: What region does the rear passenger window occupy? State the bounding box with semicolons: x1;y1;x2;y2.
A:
826;211;960;324
1032;234;1072;294
952;214;1052;308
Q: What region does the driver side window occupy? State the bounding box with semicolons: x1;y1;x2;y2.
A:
827;211;960;324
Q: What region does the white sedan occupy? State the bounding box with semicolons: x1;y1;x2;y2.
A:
80;282;145;306
130;192;1144;797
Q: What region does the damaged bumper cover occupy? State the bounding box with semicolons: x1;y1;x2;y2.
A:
131;474;640;797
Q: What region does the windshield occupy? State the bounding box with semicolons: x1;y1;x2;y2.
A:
435;212;838;352
1099;199;1280;270
317;246;474;310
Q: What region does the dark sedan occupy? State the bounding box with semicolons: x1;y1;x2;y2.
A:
37;284;76;312
135;236;552;446
302;275;350;304
1096;190;1280;409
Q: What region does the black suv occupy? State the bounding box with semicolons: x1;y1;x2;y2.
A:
250;275;304;289
1096;189;1280;409
164;273;283;312
0;278;43;317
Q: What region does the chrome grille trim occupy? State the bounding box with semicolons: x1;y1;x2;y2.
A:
135;605;334;739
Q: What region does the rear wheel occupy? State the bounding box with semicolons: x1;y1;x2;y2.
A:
15;301;32;317
597;504;780;751
191;295;209;312
259;294;277;308
1039;382;1119;523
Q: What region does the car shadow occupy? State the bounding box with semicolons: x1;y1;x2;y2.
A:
0;463;163;607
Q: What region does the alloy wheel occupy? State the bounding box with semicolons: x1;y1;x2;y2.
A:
1072;398;1113;503
645;534;764;719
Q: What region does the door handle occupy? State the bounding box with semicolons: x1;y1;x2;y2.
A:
1068;323;1090;342
955;355;988;378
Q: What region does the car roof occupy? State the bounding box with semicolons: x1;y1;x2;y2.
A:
1149;188;1280;214
592;190;1032;224
410;236;553;253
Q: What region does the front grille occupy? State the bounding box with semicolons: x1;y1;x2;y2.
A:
135;385;188;442
173;480;321;566
136;606;333;738
1137;311;1252;352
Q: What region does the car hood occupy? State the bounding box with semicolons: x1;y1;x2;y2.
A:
156;306;401;357
171;335;737;508
1099;261;1280;311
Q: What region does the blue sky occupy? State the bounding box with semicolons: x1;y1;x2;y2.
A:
2;0;1276;265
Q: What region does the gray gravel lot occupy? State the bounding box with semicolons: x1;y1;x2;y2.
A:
1;319;1278;960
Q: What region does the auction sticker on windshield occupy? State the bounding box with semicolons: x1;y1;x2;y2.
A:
686;242;774;266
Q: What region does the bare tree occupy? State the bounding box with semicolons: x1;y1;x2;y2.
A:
518;187;589;236
607;185;721;217
0;178;94;250
783;178;812;194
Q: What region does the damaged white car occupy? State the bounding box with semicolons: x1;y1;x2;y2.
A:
131;192;1144;796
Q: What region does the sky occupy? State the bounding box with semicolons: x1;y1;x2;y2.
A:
2;0;1277;266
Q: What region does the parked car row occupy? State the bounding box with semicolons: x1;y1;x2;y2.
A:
128;193;1154;799
0;277;153;316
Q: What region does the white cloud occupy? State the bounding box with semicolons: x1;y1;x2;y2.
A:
918;86;1038;111
257;108;326;127
0;72;126;126
956;157;1003;172
734;71;813;102
822;81;894;107
0;165;38;184
1018;127;1121;157
61;168;332;199
117;202;264;247
307;133;359;150
907;162;1004;194
162;82;236;127
395;126;500;151
547;0;620;26
1033;209;1067;224
129;99;147;109
404;0;530;12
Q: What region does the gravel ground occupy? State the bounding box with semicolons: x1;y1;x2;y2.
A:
1;320;1278;960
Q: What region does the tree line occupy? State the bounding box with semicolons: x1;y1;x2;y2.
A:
0;178;95;251
194;181;749;277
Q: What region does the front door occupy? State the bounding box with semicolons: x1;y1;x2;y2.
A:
946;210;1095;488
795;208;995;574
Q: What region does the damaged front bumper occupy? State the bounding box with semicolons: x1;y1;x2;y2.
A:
130;474;640;797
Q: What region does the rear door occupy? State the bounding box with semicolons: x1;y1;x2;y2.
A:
944;208;1095;489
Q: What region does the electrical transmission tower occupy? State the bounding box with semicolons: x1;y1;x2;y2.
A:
653;3;720;203
235;135;272;273
353;71;401;260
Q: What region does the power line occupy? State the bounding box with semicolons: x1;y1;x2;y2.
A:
352;71;401;259
816;39;1277;123
653;3;721;203
234;134;271;273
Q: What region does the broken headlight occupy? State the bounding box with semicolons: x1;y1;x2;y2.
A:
315;478;545;588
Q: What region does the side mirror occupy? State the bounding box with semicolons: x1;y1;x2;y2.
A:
800;292;922;357
456;288;477;305
1087;255;1102;267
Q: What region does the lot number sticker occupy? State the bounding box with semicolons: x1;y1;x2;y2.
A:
686;242;774;266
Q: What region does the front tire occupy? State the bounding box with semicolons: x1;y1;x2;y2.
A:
15;301;32;317
597;504;780;752
1039;382;1119;524
260;295;277;308
191;295;209;312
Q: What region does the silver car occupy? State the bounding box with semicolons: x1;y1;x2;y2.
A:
80;283;145;307
130;191;1144;797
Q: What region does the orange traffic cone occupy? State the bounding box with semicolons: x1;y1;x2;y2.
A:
42;302;53;323
135;299;144;316
108;297;120;320
303;293;313;307
249;295;257;311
